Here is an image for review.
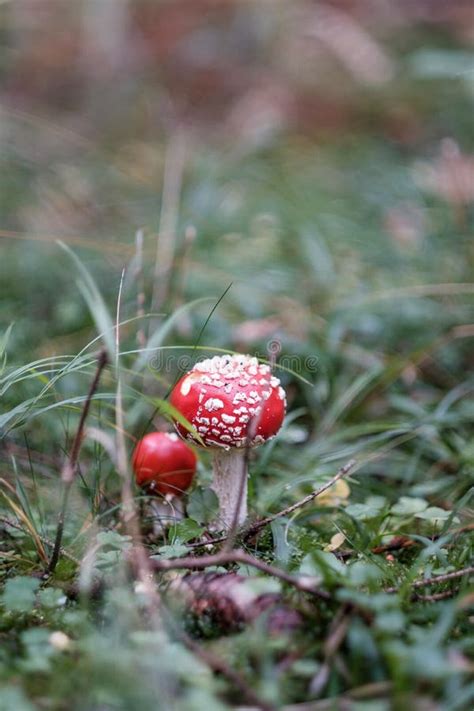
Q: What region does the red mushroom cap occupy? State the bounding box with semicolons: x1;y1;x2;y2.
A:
170;354;286;449
132;432;197;496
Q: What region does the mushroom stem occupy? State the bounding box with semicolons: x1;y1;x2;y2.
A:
212;449;248;530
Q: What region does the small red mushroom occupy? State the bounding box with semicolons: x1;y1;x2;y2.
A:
170;354;286;529
132;432;197;497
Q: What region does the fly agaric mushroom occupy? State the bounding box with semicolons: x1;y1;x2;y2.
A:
132;432;197;530
133;431;197;496
170;354;286;529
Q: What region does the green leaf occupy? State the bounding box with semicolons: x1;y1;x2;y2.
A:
415;507;459;523
271;518;292;565
19;628;54;673
171;518;204;544
1;576;40;613
349;561;384;587
37;588;68;609
0;687;37;711
345;502;382;521
374;610;406;634
300;551;347;580
153;544;189;559
148;398;205;446
391;496;428;516
187;487;219;524
243;577;281;595
96;531;133;549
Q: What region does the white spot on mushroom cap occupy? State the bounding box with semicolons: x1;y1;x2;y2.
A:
234;406;248;415
233;393;247;404
204;398;225;412
221;413;236;424
180;377;193;396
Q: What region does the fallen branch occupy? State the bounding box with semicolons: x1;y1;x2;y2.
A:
152;556;473;611
148;549;330;599
335;522;474;560
385;565;474;595
413;589;459;603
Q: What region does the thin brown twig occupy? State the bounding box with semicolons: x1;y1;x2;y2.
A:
410;566;474;589
336;522;474;560
243;459;357;540
114;270;161;620
186;459;357;551
148;548;330;600
47;348;108;575
413;589;460;603
161;554;473;610
185;531;227;550
385;565;474;595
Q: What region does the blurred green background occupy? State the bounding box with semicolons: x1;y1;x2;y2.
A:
1;0;473;355
1;2;473;710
